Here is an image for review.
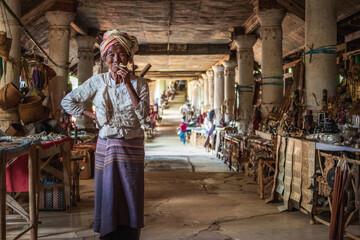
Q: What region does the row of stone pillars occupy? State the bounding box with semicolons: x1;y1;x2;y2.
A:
186;1;337;130
0;1;97;129
0;0;337;131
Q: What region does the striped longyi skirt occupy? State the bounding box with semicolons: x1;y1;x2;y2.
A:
94;137;145;237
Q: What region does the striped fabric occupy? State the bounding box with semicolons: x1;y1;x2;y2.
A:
94;137;145;237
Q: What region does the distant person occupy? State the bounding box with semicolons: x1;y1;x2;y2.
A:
179;116;187;144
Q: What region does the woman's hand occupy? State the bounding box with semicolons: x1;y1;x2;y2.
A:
83;110;101;128
116;65;131;85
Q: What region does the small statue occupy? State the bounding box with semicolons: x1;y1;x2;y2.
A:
336;104;346;125
321;89;328;112
303;110;315;132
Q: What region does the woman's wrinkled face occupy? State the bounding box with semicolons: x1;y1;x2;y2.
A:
104;44;130;73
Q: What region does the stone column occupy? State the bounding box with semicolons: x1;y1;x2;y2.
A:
187;81;192;103
258;9;285;116
305;0;337;111
93;60;107;75
157;79;166;105
199;78;204;110
0;0;21;88
45;11;75;121
191;80;199;110
0;0;21;132
212;65;225;125
222;60;237;123
202;73;209;110
206;70;214;111
74;36;96;129
154;79;162;102
235;35;257;131
148;81;156;105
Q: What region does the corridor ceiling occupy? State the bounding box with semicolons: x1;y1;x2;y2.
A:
19;0;360;80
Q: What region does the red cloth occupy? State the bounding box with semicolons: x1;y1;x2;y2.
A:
6;155;29;192
180;122;187;132
6;137;73;192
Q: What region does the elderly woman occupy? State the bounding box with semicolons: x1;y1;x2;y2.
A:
61;30;149;240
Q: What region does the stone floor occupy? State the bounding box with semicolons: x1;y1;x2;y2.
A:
6;91;333;239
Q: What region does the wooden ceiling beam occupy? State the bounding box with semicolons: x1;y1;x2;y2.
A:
243;13;260;34
345;29;360;43
70;15;88;35
21;0;56;25
138;71;203;80
137;44;229;55
276;0;305;21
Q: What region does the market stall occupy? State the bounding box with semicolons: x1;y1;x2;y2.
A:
0;134;73;240
0;139;37;240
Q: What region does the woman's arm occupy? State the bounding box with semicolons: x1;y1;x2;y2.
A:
127;78;150;120
114;66;150;120
61;76;98;118
125;81;141;109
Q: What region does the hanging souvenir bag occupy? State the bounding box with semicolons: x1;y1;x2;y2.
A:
0;3;12;60
0;31;11;60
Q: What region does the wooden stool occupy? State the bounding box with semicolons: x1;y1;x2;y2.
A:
70;155;84;204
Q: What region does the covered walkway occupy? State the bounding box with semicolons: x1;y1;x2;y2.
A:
7;91;331;240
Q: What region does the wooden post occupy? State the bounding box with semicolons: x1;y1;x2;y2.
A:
259;159;264;199
35;148;40;224
63;142;72;212
28;145;38;239
244;162;249;177
0;152;6;240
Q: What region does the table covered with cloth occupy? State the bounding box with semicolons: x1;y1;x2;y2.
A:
0;139;34;192
4;137;73;192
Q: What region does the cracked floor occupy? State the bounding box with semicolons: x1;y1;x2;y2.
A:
6;92;332;239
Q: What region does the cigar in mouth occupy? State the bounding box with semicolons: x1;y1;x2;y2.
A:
118;63;126;68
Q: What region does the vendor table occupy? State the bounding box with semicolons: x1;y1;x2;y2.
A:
245;136;275;199
311;144;360;240
0;140;38;240
270;136;360;239
37;138;72;212
0;136;73;240
190;129;206;149
223;135;243;171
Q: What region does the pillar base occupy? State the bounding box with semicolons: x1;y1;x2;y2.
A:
215;109;222;125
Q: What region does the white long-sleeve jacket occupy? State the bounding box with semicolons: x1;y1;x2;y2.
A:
61;72;149;139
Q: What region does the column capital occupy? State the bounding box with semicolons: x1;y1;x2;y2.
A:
222;60;237;70
235;35;257;50
202;73;208;80
257;9;285;28
75;36;96;50
206;70;214;78
212;65;224;73
199;78;204;86
45;11;75;26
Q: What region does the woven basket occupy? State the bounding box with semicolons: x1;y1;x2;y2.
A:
18;96;43;124
0;31;12;59
0;83;23;110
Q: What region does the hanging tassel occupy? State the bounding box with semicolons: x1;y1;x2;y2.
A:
0;57;3;81
4;60;7;79
43;68;47;87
